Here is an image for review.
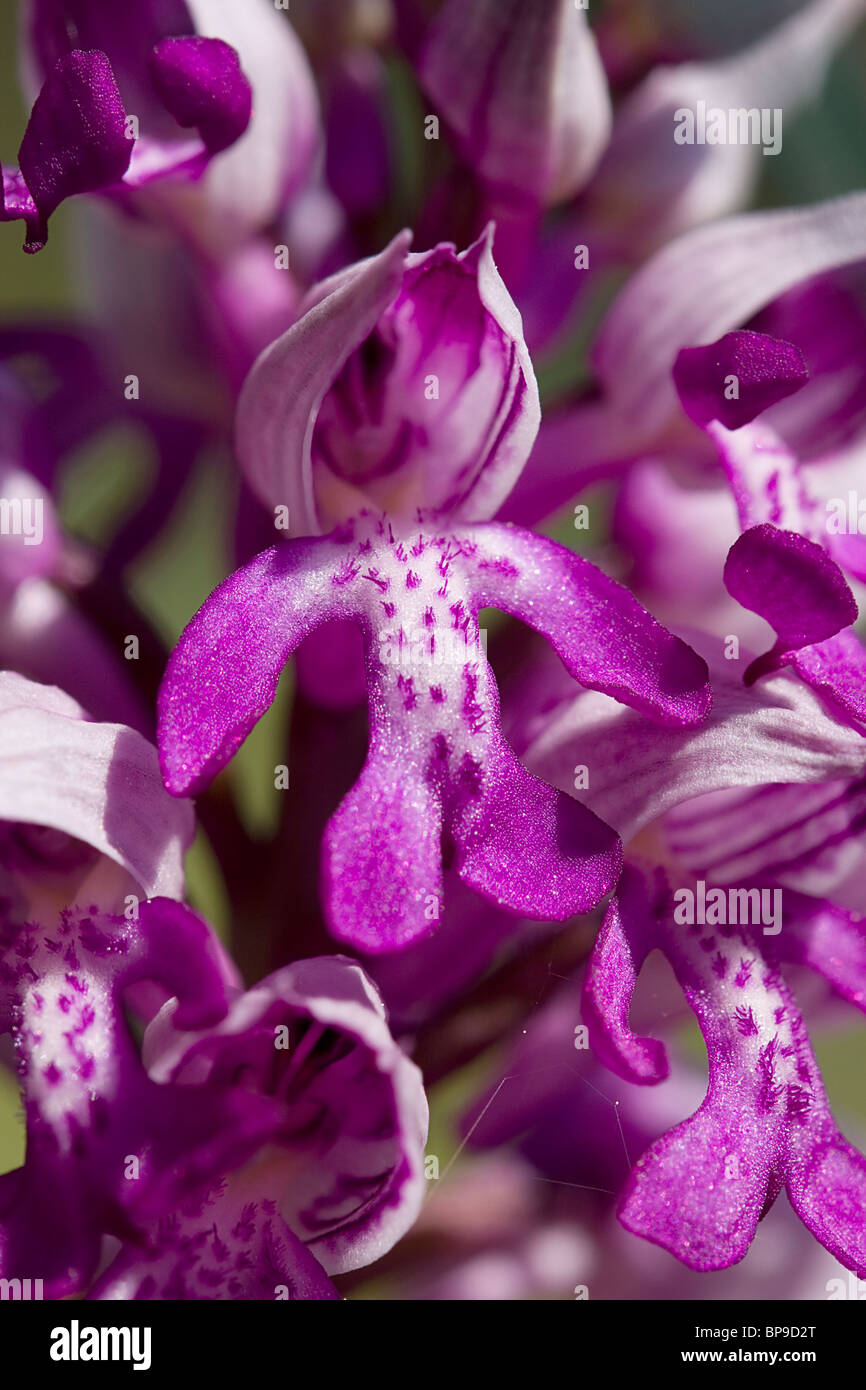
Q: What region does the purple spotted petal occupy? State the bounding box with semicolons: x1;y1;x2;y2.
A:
159;508;715;947
14;49;132;252
148;36;251;155
90;1188;340;1300
459;523;712;728
673;330;808;430
0;901;264;1297
158;538;346;797
585;865;866;1274
451;727;621;926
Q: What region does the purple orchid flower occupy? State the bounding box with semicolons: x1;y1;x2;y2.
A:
0;675;426;1299
0;896;253;1298
157;229;711;954
511;622;866;1273
668;327;866;730
2;0;285;251
92;953;428;1299
582;862;866;1275
0;671;210;1294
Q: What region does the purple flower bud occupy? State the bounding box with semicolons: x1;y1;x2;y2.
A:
417;0;612;208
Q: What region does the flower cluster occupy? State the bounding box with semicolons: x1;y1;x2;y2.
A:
1;0;866;1303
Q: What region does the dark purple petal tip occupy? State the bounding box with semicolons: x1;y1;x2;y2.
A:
148;36;252;156
724;523;859;684
673;330;809;431
17;49;132;252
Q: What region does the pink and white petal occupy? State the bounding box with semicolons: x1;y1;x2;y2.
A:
0;672;193;898
521;656;865;844
594;190;866;439
236;232;412;530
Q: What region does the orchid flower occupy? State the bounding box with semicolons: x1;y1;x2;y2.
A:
0;675;426;1300
157;229;711;954
513;624;866;1273
4;3;253;252
0;671;204;1294
92;952;427;1299
3;0;320;254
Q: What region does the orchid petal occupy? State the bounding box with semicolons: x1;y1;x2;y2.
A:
581;867;669;1084
594;191;866;438
158;539;346;796
236;233;412;533
148;35;251;155
673;330;808;430
460;523;712;727
15;49;132;251
0;672;193;898
418;0;611;206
